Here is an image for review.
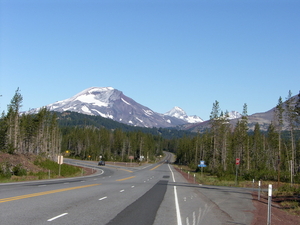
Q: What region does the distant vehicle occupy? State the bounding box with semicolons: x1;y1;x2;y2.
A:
98;161;105;166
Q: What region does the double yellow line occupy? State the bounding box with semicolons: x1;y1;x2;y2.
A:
0;184;100;203
1;163;162;204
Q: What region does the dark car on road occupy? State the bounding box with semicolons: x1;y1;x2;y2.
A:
98;161;105;166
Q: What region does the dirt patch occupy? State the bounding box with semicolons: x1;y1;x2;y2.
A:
174;167;300;225
251;192;300;225
0;153;46;173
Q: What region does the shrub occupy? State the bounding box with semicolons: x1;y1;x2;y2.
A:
12;164;27;176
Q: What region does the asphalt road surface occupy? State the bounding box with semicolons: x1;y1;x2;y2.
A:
0;153;254;225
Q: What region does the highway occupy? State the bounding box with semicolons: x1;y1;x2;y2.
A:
0;152;254;225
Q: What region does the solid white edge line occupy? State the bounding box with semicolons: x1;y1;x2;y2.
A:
47;213;68;221
168;164;182;225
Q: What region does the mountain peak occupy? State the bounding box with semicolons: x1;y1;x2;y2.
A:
69;86;120;108
165;106;187;118
27;87;204;128
164;107;203;123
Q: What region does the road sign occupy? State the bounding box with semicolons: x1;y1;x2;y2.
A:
58;155;63;165
236;158;240;165
198;160;207;167
129;156;134;160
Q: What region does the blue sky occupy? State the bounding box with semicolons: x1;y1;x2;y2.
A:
1;0;299;121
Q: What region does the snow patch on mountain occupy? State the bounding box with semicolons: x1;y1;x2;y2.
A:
121;98;131;105
227;111;242;120
143;109;154;116
26;87;204;128
164;106;203;123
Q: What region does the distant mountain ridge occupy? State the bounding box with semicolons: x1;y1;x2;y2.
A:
28;87;202;128
27;86;298;131
182;94;300;132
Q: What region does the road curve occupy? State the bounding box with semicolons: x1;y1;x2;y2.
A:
0;152;254;225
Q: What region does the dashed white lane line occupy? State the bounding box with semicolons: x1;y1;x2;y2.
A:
168;164;182;225
47;213;68;221
120;189;124;192
131;186;135;188
99;196;107;201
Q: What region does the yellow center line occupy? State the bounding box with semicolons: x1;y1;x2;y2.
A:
150;163;163;171
118;168;133;173
116;176;136;181
0;184;100;203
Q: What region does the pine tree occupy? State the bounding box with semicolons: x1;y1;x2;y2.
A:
209;100;221;171
285;90;296;181
6;88;23;153
274;96;284;184
295;91;300;126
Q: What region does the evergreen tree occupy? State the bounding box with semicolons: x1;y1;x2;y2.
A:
285;90;297;181
6;88;23;153
274;96;284;183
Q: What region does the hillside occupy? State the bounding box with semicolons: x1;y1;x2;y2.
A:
57;111;195;139
0;153;90;182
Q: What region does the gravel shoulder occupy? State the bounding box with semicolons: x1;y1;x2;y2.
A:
174;166;300;225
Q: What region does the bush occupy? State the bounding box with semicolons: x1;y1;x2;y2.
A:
12;164;27;176
276;184;300;196
242;169;279;181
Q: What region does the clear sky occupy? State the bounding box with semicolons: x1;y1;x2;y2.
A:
1;0;299;121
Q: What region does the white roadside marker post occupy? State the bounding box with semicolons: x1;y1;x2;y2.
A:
258;180;261;201
267;184;272;225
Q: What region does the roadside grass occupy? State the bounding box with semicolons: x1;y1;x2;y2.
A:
0;157;83;183
33;157;82;178
273;184;300;215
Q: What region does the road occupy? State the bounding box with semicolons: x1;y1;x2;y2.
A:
0;153;254;225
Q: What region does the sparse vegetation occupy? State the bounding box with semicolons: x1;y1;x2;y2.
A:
0;153;82;182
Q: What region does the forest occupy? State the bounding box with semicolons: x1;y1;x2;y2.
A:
1;89;300;183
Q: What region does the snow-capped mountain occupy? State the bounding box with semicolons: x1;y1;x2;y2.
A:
227;111;242;120
28;87;202;128
164;106;203;123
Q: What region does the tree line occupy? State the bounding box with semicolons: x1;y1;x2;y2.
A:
61;126;164;162
1;88;300;183
0;88;61;159
175;91;300;183
0;89;165;162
